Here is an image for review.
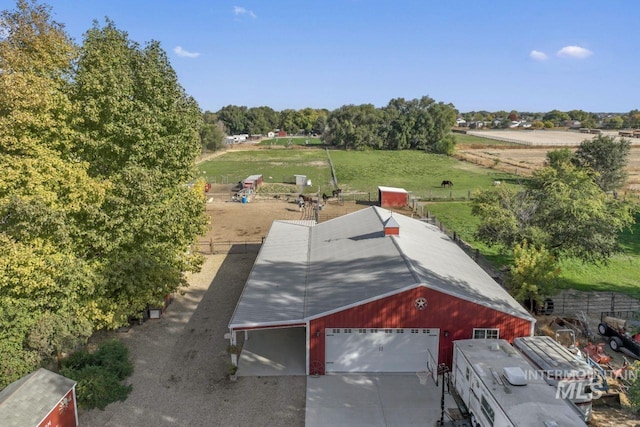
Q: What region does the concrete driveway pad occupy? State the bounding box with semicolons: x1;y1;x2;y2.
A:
306;374;458;427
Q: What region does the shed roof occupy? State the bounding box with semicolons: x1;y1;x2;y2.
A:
377;186;408;193
244;174;263;181
229;206;533;329
0;368;76;427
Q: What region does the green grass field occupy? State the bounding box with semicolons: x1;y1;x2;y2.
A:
328;149;520;199
198;149;333;192
424;201;640;299
453;133;521;147
258;137;323;146
199;146;640;298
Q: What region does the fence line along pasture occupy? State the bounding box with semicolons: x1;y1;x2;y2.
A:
193;239;263;254
325;148;339;189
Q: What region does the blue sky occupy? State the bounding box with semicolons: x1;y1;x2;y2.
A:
15;0;640;113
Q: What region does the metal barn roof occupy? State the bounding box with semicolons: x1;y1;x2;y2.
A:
229;206;533;329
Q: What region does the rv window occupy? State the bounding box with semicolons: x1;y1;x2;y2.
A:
481;395;495;425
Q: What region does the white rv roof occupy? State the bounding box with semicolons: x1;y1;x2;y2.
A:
513;336;593;379
454;339;587;427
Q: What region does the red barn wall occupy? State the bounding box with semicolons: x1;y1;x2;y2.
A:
309;287;532;373
379;190;407;207
38;388;78;427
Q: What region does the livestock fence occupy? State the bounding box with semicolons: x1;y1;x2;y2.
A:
193;239;263;255
550;290;640;316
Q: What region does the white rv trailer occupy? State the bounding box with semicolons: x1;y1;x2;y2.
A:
452;339;587;427
513;335;594;421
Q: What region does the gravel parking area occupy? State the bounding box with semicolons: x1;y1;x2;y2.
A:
79;253;306;427
77;200;367;426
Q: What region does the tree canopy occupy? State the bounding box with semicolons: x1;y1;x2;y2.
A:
472;162;636;264
572;134;630;193
322;97;457;153
0;0;207;388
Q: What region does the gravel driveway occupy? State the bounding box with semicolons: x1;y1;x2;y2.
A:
79;253;306;427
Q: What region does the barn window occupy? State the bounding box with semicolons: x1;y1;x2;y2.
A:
332;329;340;334
472;328;499;339
411;329;418;333
385;329;392;334
359;329;366;333
370;329;378;333
396;329;404;333
344;328;352;333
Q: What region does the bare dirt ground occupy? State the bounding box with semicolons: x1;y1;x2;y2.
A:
78;199;367;427
456;145;640;192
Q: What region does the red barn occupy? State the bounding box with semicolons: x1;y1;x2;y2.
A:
378;186;408;207
0;368;78;427
228;207;534;375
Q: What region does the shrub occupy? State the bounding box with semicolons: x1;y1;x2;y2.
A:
60;339;133;410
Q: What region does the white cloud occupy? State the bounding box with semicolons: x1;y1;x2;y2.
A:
530;50;548;61
234;6;257;19
173;46;200;58
557;45;593;59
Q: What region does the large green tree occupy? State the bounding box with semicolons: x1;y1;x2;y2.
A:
201;111;225;151
323;104;385;149
506;241;560;310
472;162;636;264
323;97;456;153
0;0;103;387
71;20;208;326
572;134;630;193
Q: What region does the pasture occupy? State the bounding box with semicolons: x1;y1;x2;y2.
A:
197;148;333;192
198;145;640;298
465;129;629;146
258;137;323;146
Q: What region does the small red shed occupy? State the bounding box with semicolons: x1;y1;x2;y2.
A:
378;186;408;207
242;174;263;190
0;368;78;427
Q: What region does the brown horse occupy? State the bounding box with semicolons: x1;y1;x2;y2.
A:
332;189;342;197
440;180;453;188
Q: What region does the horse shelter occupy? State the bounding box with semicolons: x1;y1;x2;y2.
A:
378;186;408;208
227;206;535;376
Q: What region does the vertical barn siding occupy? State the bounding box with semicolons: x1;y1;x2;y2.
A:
309;287;532;373
379;190;407;207
38;388;77;427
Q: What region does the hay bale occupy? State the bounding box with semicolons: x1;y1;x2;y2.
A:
604;316;627;330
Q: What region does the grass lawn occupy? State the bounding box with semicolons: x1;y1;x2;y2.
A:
198;148;333;193
258;137;323;146
425;201;640;299
453;133;521;147
328;149;519;200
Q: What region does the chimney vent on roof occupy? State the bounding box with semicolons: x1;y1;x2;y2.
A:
384;216;400;236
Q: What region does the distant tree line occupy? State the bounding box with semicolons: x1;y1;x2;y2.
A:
210;96;458;154
459;108;640;129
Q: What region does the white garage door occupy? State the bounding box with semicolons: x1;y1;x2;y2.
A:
325;328;439;373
